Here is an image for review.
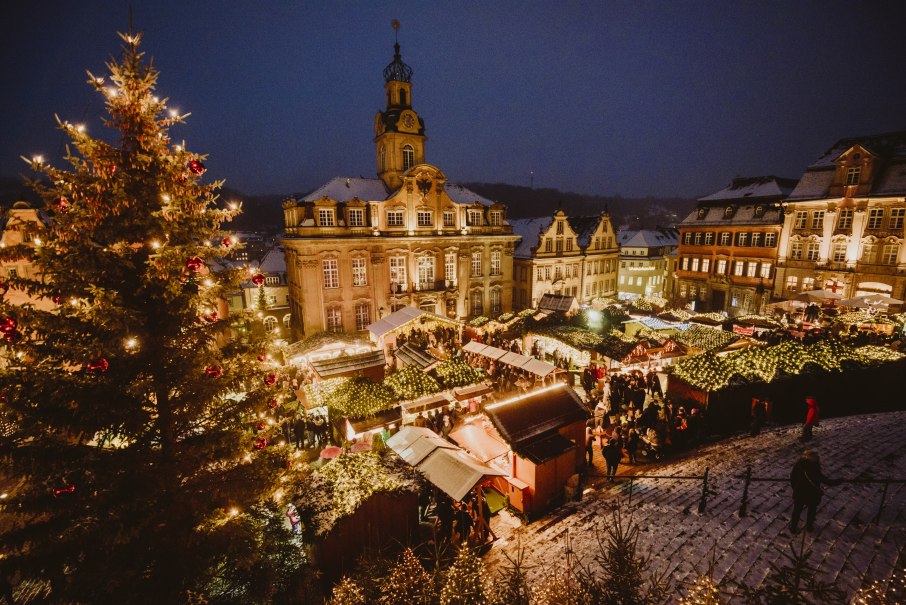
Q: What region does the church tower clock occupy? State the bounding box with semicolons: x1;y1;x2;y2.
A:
374;39;426;191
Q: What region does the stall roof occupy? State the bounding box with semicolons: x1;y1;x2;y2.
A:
418;448;506;502
401;393;451;414
462;340;489;355
520;432;577;465
395;343;440;370
499;351;532;367
310;350;386;378
386;426;457;465
463;342;510;360
343;407;402;436
452;382;495;401
485;384;589;453
367;307;458;339
449;424;510;463
538;293;579;314
521;358;558;377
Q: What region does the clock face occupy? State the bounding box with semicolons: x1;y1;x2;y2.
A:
401;113;415;129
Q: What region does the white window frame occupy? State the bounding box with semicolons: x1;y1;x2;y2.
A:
387;210;404;227
322;259;339;289
471;251;482;277
417;210;433;227
318;208;335;227
810;211;825;230
867;208;884;230
832;241;847;262
786;275;798;292
445;252;457;284
759;262;772;279
882;243;899;265
355;302;371;331
746;262;757;278
443;210;455;227
794;211;808;229
402;144;415;171
389;256;407;290
326;307;343;333
352;257;368;287
837;209;853;231
806;242;820;261
489;211;502;226
764;233;777;247
719;232;731;246
716;259;727;275
490;250;501;276
416;255;435;289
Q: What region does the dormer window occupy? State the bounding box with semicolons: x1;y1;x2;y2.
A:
724;206;735;219
318;208;335;227
489;211;502;226
556;221;564;235
348;208;365;227
697;208;707;220
468;209;483;226
845;166;861;186
754;205;765;218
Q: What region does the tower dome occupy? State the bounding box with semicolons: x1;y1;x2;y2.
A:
383;43;412;83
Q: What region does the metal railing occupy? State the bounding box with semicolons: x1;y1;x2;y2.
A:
615;466;905;523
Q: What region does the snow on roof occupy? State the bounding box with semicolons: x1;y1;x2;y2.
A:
806;130;906;169
678;204;783;227
302;176;390;203
443;182;497;207
617;229;679;248
538;293;578;314
510;217;553;258
566;215;602;247
257;246;286;273
698;176;797;202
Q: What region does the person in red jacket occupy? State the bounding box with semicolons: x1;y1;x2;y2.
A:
801;395;820;442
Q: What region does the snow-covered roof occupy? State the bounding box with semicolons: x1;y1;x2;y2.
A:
443;182;498;207
678;204;783;227
258;245;286;273
367;307;457;339
510;217;553;258
698;176;797;202
617;229;679;248
567;215;603;248
302;176;390;203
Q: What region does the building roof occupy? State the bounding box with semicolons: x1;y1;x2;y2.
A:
309;350;386;379
258;245;286;273
443;182;498;207
538;293;578;314
367;307;458;339
697;176;797;203
395;343;440;370
386;426;458;465
520;432;577;465
485;384;588;455
678;203;784;227
617;228;679;248
567;215;605;248
301;176;497;207
509;217;552;258
449;424;510;464
788;131;906;200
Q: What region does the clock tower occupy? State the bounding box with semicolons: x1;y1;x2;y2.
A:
374;40;426;191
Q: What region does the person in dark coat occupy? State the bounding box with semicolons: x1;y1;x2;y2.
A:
801;395;819;442
789;450;840;532
602;439;622;482
750;397;767;437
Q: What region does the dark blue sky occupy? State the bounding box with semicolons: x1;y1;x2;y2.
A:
2;1;904;199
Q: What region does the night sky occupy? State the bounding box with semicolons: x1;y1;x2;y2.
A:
2;1;905;199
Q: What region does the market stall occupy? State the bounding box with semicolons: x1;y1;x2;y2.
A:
394;342;441;371
367;307;462;354
309;349;386;382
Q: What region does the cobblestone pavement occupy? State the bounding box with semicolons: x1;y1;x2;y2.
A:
485;411;906;602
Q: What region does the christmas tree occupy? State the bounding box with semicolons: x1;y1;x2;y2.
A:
439;547;494;605
0;32;295;603
379;547;436;605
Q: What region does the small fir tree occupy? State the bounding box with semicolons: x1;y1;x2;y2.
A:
379;548;436;605
440;547;494;605
0;32;292;603
328;577;367;605
592;510;669;605
494;544;533;605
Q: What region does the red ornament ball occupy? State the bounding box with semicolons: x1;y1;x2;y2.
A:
0;317;17;333
3;331;21;344
256;420;267;431
188;159;206;175
87;357;109;373
53;197;70;212
256;352;268;362
267;399;279;409
251;273;265;287
52;295;63;305
254;437;268;450
53;484;76;497
203;311;219;323
220;236;233;248
185;256;206;273
205;365;223;379
264;373;278;386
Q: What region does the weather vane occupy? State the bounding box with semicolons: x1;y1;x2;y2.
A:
392;18;400;42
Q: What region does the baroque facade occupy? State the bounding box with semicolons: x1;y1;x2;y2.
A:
616;228;679;301
775;131;906;300
282;42;519;338
510;210;619;309
675;176;795;314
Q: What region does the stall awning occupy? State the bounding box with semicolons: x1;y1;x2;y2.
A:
367;307;458;340
499;351;532;367
395;343;440;370
310;350;386;379
343;407;402;437
418;448;506;502
401;393;451;415
386;426;504;501
449;424;509;464
521;358;558;377
462;341;490;355
452;383;495;401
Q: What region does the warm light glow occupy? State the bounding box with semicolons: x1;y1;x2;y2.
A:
266;418;275;426
75;124;85;133
229;202;239;210
0;492;7;499
174;145;182;152
203;278;214;287
256;312;264;318
33;238;42;247
169;109;178;118
150;240;161;249
273;488;284;502
161;193;170;202
32;155;43;164
484;382;567;411
70;298;79;306
228;508;239;517
124;337;138;350
106;87;117;97
243;453;252;463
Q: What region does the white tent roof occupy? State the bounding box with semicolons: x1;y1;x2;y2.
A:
367;307;458;340
521;358;559;377
499;351;532;368
418;447;506;502
386;426;457;466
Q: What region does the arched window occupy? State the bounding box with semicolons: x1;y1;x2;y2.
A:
402;144;415;171
399;87;407;106
379;145;386;172
263;316;277;333
282;314;291;329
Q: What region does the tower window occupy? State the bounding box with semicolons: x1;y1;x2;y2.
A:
402;144;415;171
399;87;407;106
845;166;861;186
379;146;386;172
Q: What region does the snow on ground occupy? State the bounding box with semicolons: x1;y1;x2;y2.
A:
485;411;906;602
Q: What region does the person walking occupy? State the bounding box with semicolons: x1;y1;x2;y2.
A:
789;450;840;533
602;438;622;482
750;397;767;437
801;395;819;442
585;421;595;467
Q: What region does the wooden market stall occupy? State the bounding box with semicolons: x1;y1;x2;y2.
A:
366;307;462;355
309;349;386;382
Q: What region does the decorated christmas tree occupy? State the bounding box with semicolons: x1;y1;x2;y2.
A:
0;32;295;602
439;547;494;605
379;547;436;605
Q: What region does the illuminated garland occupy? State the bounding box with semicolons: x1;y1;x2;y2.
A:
496;312;515;323
304;377;396;419
468;316;490;328
301;452;420;537
434;359;484;388
671;341;905;391
385;366;441;401
675;325;738;352
835;311;895;326
659;309;693;322
735;314;782;329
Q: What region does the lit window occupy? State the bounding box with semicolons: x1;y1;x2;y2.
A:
734;261;744;276
355;302;371;331
402;144;415;171
265;275;280;285
691;258;700;272
746;262;757;278
810;211;825;230
468;210;483;226
806;242;820;261
389;256;407;290
750;233;762;247
681;257;689;271
683;232;692;245
790;241;803;260
387;210;404;227
845;166;861;185
786;275;798;292
322;259;339;289
704;232;714;245
445;253;457;284
802;277;815;290
490;250;501;276
889;208;905;230
318;208;335;226
794;211;808;229
882;243;899;265
716;259;727;275
417;256;435;289
417;210;432;227
759;262;772;279
326;307;342;333
764;233;777;247
263;316;277;333
860;243;875;264
443;210;455;227
471;251;482;277
737;232;749;247
837;209;853;231
693;233;702;245
348;208;365;227
352;257;367;286
719;232;731;246
702;258;711;273
832;241;847;262
867;208;884;230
